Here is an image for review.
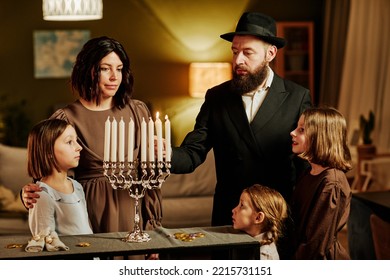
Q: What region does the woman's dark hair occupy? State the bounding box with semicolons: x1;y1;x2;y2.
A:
71;36;134;108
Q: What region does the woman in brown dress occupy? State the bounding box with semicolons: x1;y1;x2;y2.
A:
289;107;352;259
21;37;162;258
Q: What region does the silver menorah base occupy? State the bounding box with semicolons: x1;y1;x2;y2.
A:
103;160;170;243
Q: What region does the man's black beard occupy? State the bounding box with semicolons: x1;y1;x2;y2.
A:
232;63;268;95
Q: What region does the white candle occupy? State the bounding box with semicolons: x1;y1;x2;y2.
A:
104;116;111;161
128;118;135;162
165;115;171;160
111;117;117;162
155;112;163;162
141;117;147;162
119;117;125;162
148;117;155;162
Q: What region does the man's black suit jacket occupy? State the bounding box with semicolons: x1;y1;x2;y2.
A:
171;74;312;226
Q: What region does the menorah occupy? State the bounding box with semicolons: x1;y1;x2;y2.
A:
103;159;170;242
103;114;171;242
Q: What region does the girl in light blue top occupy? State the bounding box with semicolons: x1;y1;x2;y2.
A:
27;119;92;237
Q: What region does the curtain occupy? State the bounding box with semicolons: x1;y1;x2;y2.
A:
338;0;390;153
319;0;350;107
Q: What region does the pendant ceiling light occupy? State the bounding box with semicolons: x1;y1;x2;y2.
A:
43;0;103;21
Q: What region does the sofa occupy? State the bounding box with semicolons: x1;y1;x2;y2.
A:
0;144;30;235
0;143;216;235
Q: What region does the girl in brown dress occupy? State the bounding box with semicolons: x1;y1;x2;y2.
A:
22;37;162;259
289;107;352;259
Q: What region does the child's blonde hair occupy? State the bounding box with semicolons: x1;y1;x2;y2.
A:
299;107;352;172
243;184;288;246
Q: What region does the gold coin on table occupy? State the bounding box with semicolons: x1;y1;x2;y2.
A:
76;242;91;247
172;232;205;241
182;237;194;242
5;244;23;249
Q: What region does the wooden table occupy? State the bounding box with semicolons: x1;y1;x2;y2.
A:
348;190;390;259
352;190;390;221
0;226;259;260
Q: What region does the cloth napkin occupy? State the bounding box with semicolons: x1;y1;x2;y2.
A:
45;231;69;251
25;234;45;252
25;228;69;252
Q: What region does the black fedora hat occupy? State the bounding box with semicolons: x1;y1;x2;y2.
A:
220;12;286;49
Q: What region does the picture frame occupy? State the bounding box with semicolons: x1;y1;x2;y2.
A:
33;30;90;78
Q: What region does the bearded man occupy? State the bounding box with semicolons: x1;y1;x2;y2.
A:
171;12;312;229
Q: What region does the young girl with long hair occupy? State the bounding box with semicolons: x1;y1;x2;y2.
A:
290;107;352;259
232;184;288;260
26;119;92;252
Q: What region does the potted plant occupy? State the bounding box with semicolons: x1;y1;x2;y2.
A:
357;110;376;159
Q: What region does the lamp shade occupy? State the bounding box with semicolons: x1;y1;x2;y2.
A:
43;0;103;21
189;62;232;98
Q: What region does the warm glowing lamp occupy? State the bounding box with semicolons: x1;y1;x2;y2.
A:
189;62;232;98
43;0;103;21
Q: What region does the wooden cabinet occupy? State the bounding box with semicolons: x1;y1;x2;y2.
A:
273;22;314;102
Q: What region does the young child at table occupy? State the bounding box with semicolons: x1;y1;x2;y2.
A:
289;107;352;259
232;184;288;260
25;119;92;252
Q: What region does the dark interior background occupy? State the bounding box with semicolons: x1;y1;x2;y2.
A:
0;0;324;146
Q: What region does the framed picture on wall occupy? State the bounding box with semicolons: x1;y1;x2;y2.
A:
33;30;90;78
